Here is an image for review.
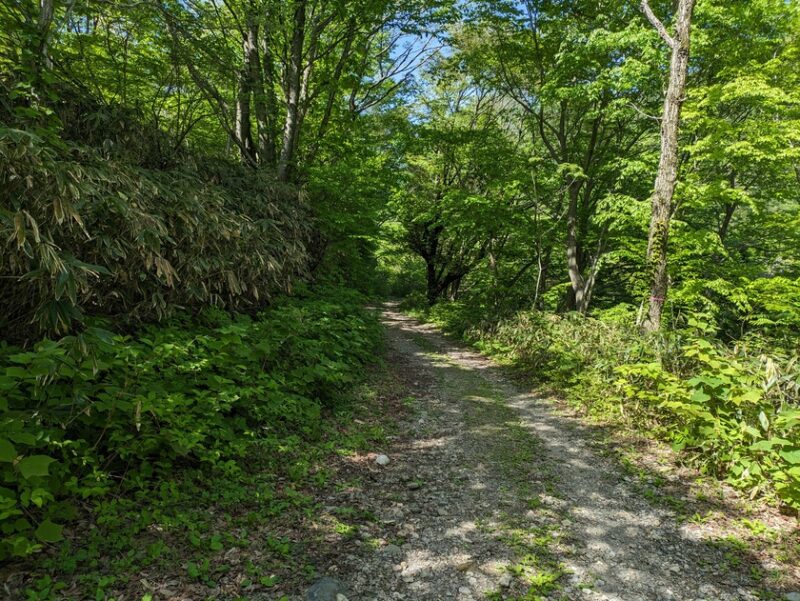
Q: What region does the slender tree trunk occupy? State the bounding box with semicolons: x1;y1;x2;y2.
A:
565;179;588;313
719;203;737;242
641;0;696;332
718;171;737;242
278;0;306;182
37;0;55;70
247;17;276;166
236;20;258;164
533;246;551;309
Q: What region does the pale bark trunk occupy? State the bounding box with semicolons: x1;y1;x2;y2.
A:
38;0;55;70
260;36;280;165
277;0;306;182
641;0;696;332
245;17;276;167
236;22;257;164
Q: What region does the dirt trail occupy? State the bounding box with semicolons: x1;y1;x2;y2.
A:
315;306;789;601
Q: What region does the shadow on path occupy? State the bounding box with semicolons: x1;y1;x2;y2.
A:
339;304;787;601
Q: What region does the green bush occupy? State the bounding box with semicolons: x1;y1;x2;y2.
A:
0;126;309;340
615;318;800;508
670;275;800;350
0;290;381;559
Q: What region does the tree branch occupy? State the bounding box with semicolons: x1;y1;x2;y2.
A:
641;0;676;48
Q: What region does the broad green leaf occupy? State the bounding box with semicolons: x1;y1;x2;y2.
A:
780;450;800;465
34;519;63;543
750;438;791;451
0;439;17;462
18;455;55;479
738;389;761;404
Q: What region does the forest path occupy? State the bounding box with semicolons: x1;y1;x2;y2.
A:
323;305;776;601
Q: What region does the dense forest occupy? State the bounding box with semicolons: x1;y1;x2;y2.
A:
1;0;799;599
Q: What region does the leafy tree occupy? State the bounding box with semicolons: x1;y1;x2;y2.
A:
452;0;663;312
391;72;526;305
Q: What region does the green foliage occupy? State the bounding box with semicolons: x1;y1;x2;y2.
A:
2;0;800;586
387;69;529;305
0;290;381;560
615;318;800;508
385;0;800;515
0;125;309;339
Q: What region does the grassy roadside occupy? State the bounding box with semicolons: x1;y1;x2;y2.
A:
0;291;404;601
4;361;404;601
404;304;800;594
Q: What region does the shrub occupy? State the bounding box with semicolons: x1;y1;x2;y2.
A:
0;126;309;341
615;320;800;508
0;290;381;559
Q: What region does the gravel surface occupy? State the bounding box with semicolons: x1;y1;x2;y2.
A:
309;306;790;601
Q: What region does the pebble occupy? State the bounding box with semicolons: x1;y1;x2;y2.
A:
456;560;475;572
383;544;403;559
306;577;347;601
306;314;790;601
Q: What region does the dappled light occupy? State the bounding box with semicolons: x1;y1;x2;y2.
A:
1;0;799;599
365;307;799;600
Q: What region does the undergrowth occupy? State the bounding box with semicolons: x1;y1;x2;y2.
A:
0;287;382;588
0;125;309;342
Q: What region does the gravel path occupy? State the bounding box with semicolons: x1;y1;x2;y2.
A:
316;306;782;601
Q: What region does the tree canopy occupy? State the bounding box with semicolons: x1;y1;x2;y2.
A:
1;0;800;596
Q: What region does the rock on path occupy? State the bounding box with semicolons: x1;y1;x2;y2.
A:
308;305;783;601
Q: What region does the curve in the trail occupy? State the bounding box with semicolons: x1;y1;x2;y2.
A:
320;306;777;601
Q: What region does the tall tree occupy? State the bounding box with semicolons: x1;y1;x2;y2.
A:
391;76;524;305
640;0;696;331
457;0;660;313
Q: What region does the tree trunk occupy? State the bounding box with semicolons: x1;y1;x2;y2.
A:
640;0;696;332
36;0;55;72
426;261;439;306
565;179;589;313
448;276;463;301
247;16;276;167
236;20;258;165
533;246;551;309
277;0;306;182
719;203;737;243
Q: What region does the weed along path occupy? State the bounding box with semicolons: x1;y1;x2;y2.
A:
309;305;797;601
